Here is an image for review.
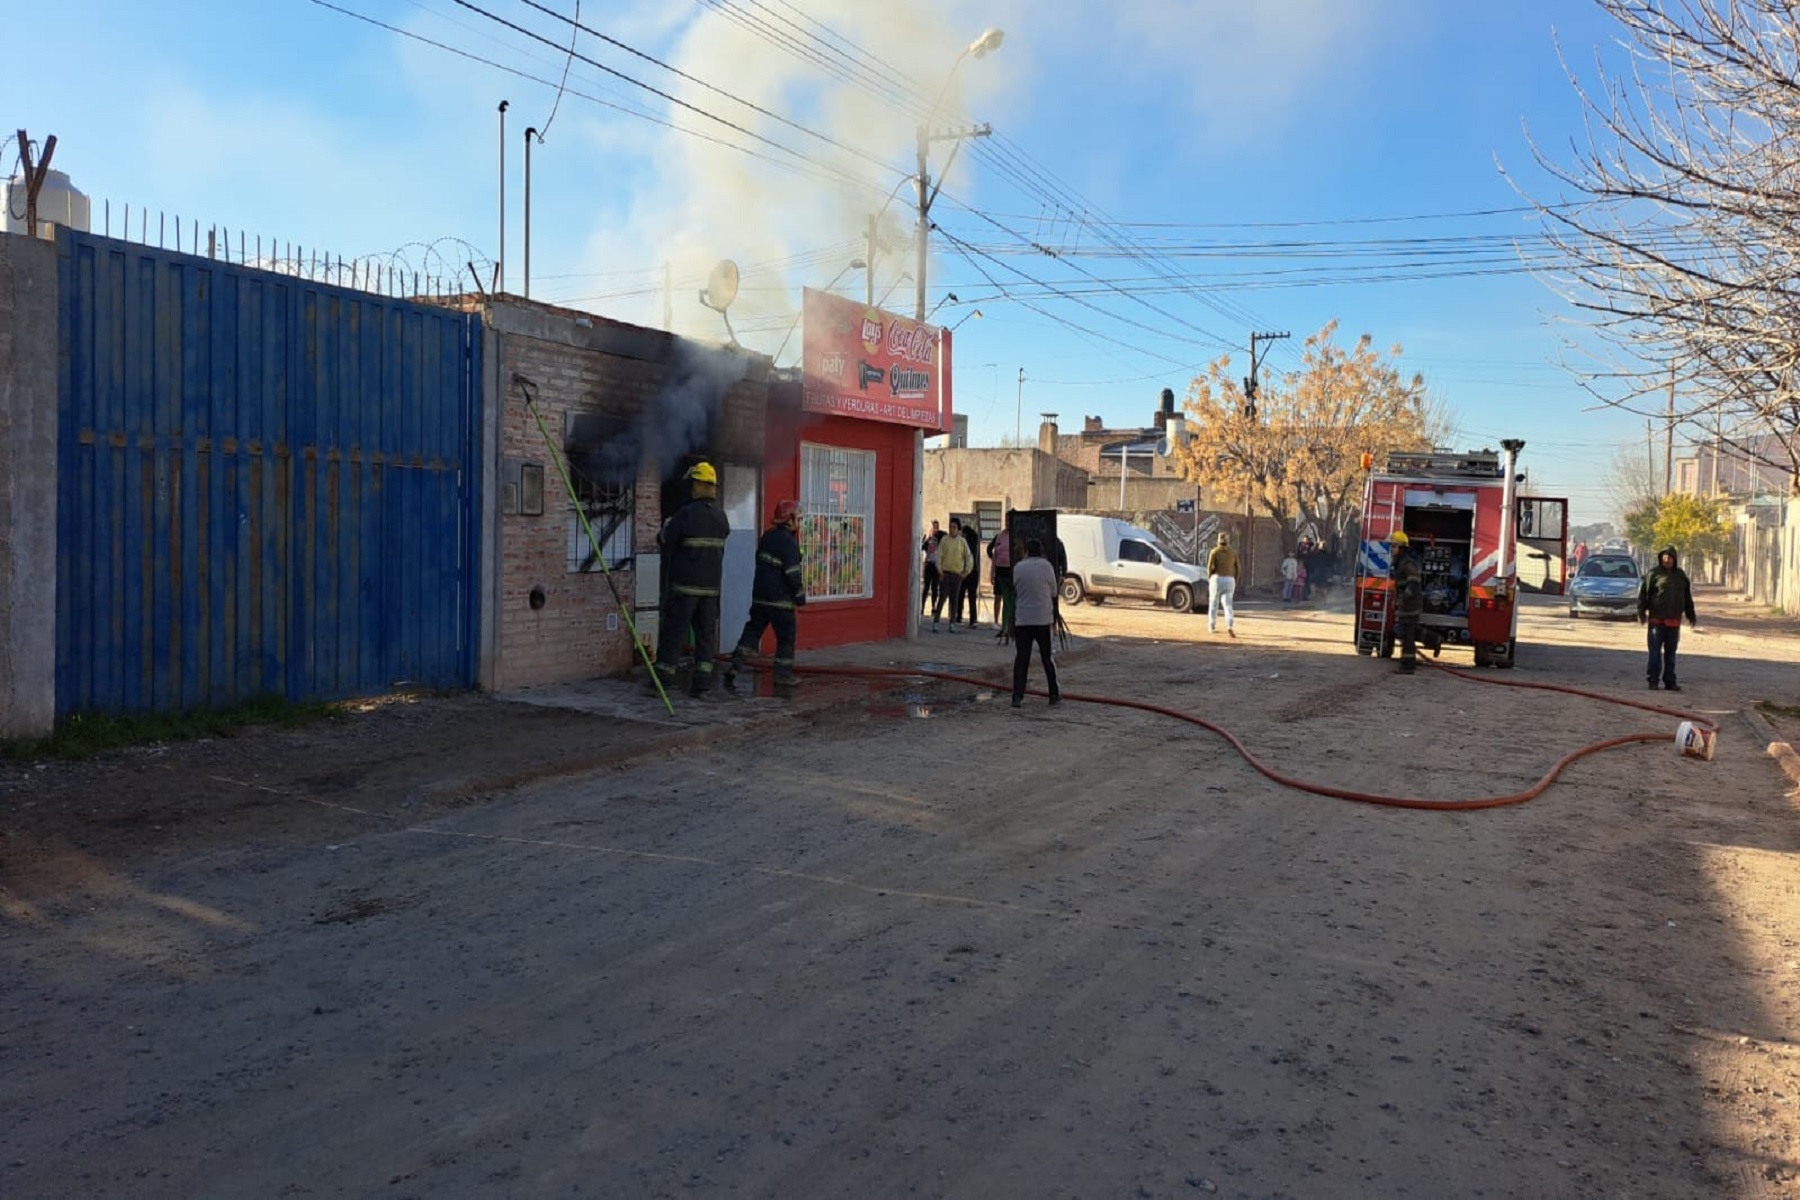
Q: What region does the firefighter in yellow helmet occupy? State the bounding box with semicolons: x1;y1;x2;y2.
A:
648;461;731;699
725;498;807;688
1388;529;1424;674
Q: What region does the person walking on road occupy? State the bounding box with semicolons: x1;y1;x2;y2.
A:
725;499;807;689
934;517;972;632
1638;545;1697;691
1010;538;1062;709
649;462;730;699
1207;531;1239;637
1388;530;1424;675
1280;549;1300;603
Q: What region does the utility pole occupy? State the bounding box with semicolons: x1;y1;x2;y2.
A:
914;121;991;321
663;262;673;332
866;213;879;307
1664;364;1675;494
1016;368;1025;445
1241;330;1290;590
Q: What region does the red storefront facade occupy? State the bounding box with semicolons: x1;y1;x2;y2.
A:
764;289;952;650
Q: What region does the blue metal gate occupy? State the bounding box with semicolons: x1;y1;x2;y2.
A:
57;231;481;714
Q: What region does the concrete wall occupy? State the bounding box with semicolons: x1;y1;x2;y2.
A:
481;300;769;690
922;447;1049;531
0;233;58;737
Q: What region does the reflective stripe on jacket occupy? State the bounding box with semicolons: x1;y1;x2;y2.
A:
751;525;805;609
661;497;730;598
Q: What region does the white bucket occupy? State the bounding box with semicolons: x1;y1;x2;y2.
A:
1675;721;1717;761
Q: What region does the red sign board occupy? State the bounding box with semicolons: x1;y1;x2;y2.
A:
801;288;952;431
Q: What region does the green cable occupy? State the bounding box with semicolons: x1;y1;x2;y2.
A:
516;375;674;715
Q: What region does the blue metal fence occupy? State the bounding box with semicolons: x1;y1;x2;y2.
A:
57;230;481;714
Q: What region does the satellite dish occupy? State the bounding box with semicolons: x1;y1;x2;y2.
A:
703;259;740;311
1156;437;1172;457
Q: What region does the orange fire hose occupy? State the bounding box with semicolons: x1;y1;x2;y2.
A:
790;658;1719;813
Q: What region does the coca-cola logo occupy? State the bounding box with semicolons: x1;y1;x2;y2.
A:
885;321;936;365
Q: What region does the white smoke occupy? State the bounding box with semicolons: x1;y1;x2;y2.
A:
557;0;1405;349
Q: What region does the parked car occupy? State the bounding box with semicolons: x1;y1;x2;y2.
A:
1567;553;1640;619
1057;513;1206;612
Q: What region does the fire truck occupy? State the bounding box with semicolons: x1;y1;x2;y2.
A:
1352;439;1567;668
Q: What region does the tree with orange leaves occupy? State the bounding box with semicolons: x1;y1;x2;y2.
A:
1170;320;1451;552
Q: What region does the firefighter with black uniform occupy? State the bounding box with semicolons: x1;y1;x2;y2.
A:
649;462;730;699
1389;530;1424;674
724;499;807;688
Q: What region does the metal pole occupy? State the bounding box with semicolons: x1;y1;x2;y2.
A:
1119;447;1128;511
497;101;508;293
524;127;537;299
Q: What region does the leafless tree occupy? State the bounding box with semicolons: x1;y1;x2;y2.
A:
1514;0;1800;489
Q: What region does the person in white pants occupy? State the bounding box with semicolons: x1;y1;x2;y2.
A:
1206;531;1239;637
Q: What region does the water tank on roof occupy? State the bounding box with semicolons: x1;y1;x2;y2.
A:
4;168;91;239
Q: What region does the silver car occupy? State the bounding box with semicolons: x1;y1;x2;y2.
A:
1568;554;1640;618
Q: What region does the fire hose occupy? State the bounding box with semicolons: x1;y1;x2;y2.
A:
777;658;1719;813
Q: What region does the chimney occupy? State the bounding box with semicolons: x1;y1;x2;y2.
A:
1084;415;1104;433
1039;413;1059;455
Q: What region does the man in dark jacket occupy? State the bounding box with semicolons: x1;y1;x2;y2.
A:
961;519;983;627
649;462;730;698
1638;545;1697;691
726;499;807;687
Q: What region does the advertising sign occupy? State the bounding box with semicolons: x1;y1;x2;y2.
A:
801;288;952;431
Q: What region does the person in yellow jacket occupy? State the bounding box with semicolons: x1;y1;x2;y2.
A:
933;517;972;632
1206;531;1239;637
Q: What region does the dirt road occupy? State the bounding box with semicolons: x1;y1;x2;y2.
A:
5;591;1799;1198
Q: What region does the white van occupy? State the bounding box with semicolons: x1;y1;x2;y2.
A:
1056;514;1205;613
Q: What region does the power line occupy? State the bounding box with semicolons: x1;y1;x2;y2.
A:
305;0;888;200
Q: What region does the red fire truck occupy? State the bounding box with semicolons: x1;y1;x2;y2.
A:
1352;439;1567;668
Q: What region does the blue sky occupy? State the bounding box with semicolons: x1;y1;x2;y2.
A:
7;0;1651;525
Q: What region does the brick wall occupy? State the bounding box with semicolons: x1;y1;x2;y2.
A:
486;301;770;690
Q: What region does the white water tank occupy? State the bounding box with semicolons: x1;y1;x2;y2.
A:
4;168;91;239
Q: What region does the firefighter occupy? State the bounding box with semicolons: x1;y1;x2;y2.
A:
649;461;730;699
725;499;807;688
1389;530;1424;674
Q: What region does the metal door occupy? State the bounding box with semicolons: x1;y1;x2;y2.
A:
57;230;480;714
720;463;760;646
1516;495;1569;595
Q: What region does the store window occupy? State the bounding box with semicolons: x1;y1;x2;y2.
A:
799;443;874;599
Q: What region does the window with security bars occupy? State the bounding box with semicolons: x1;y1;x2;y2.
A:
799;443;875;600
567;479;634;573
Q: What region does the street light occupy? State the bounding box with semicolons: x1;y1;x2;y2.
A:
877;271;914;310
949;308;982;332
927;292;960;320
772;257;870;364
914;29;1004;321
